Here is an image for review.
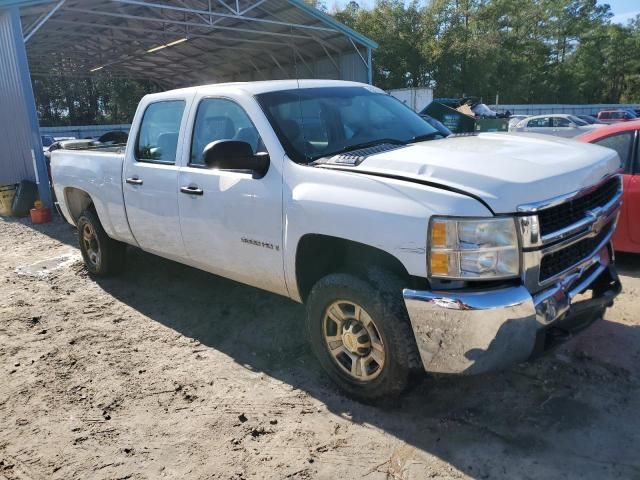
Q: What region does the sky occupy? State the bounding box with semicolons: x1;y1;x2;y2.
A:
329;0;639;25
604;0;640;24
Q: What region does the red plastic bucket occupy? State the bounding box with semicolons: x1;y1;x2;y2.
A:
30;206;52;224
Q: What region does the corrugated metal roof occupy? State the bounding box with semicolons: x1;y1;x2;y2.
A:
13;0;375;87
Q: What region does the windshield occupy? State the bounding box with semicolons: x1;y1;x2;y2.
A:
256;87;439;163
569;115;588;126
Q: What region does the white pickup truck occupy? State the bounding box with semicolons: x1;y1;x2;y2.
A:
52;80;622;401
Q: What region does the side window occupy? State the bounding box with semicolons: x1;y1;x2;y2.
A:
553;117;571;127
136;101;185;163
528;117;549;128
190;98;264;165
599;112;609;120
593;132;634;173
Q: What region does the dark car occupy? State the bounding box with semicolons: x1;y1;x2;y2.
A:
577;115;604;125
98;130;128;145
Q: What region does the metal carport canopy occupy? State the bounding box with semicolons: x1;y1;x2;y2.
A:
16;0;377;86
0;0;376;210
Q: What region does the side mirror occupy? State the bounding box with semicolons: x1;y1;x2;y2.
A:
203;140;270;178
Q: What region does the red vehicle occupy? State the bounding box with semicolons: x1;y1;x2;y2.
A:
578;121;640;253
597;109;637;124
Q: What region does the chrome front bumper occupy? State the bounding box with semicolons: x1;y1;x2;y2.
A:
403;243;621;375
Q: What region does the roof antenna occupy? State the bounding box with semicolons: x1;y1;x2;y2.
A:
291;24;309;161
291;24;300;88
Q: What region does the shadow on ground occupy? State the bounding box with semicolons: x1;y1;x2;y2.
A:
3;213;78;248
616;252;640;280
82;244;640;478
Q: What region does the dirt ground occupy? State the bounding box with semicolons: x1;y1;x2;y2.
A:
1;215;639;480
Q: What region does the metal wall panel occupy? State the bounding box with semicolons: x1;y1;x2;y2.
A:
492;104;640;116
0;7;36;186
40;124;131;140
339;52;367;83
218;51;368;85
388;87;434;112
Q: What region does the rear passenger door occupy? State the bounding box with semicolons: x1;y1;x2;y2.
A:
524;117;551;134
123;99;189;261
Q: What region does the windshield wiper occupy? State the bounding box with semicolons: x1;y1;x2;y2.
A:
407;132;445;143
314;138;406;161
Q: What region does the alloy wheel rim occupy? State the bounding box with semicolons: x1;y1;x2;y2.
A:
323;300;385;381
82;223;100;268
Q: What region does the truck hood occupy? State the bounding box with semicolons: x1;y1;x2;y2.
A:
325;133;620;213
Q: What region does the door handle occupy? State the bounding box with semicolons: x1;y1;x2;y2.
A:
180;185;204;196
126;177;143;185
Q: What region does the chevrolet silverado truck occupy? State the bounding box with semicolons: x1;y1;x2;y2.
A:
51;80;623;401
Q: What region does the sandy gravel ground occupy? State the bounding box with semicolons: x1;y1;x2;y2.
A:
1;215;639;480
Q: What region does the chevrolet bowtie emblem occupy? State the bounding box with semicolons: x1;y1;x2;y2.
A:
588;210;607;236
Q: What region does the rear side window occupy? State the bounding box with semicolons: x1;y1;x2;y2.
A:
528;117;549;128
599;112;610;119
136;100;185;163
593;132;634;173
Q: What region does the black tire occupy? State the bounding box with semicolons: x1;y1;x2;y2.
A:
76;208;126;276
306;270;421;403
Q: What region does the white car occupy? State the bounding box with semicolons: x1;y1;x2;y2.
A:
510;114;604;137
508;114;529;128
51;80;622;401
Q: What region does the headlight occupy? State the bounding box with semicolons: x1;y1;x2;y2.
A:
428;217;520;279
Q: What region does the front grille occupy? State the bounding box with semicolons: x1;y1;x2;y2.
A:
538;177;619;237
539;222;612;282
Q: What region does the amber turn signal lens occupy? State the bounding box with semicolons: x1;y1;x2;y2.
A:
431;222;447;247
430;251;450;275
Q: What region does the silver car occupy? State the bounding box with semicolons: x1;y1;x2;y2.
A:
510;114;603;138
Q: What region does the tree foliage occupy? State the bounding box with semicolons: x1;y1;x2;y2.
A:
334;0;640;103
32;0;639;126
33;71;162;127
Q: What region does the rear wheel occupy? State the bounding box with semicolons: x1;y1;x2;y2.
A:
306;271;420;402
77;209;126;276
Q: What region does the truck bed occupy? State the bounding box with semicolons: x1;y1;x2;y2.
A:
50;148;136;245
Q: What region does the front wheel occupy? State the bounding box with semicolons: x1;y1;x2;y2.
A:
306;272;420;402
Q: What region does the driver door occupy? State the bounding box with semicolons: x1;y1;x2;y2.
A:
551;116;576;137
177;96;286;296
